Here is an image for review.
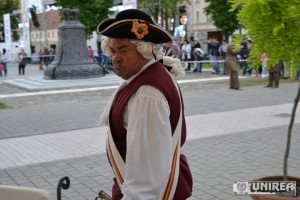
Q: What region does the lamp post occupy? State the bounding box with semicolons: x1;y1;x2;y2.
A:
42;5;49;49
20;0;31;55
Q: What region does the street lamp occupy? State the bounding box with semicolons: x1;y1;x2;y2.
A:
179;4;187;41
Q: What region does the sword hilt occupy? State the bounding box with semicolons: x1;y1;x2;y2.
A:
96;190;112;200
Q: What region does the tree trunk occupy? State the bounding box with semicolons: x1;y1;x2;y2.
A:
283;83;300;180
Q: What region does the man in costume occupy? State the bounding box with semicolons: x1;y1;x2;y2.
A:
265;60;284;88
98;9;193;200
226;43;241;90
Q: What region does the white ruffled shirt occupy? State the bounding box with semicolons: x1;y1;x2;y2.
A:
100;59;173;200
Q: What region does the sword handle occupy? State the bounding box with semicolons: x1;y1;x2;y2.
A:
97;190;112;200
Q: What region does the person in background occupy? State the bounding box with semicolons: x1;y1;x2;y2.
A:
193;38;201;49
226;42;241;90
38;49;44;70
265;60;284;88
166;40;181;59
280;61;285;78
0;55;3;77
208;37;221;74
189;32;195;42
193;47;205;73
246;40;253;75
219;39;229;75
17;47;27;75
259;52;268;78
181;39;192;71
50;47;56;62
38;48;49;70
97;9;193;200
1;48;8;76
43;47;51;67
88;46;95;61
240;40;253;76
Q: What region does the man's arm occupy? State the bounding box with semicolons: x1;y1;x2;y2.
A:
122;85;172;200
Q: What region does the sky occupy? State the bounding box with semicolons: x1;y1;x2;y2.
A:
27;0;58;12
27;0;43;11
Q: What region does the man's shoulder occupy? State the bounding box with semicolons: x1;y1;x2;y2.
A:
136;63;173;85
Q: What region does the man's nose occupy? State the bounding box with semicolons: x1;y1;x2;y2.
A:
112;54;120;64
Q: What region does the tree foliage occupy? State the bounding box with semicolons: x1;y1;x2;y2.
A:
231;0;300;78
54;0;115;38
55;0;180;38
138;0;181;34
0;0;21;42
204;0;239;38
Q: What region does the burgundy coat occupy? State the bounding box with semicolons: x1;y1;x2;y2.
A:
109;62;193;200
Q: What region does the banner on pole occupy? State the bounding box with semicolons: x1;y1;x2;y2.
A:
3;13;12;60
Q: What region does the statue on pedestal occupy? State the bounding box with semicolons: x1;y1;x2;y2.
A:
44;9;106;79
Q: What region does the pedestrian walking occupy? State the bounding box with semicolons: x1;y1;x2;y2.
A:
97;9;193;200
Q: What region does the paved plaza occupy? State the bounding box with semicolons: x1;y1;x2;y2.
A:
0;64;299;200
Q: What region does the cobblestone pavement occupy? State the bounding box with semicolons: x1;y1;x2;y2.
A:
0;63;299;200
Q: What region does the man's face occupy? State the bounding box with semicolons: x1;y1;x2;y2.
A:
109;38;148;80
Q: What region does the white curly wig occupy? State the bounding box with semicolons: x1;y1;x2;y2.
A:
101;38;165;60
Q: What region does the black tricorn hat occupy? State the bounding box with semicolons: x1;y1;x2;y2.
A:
97;9;173;44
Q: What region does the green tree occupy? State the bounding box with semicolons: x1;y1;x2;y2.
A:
204;0;239;39
138;0;183;35
54;0;115;38
0;0;21;42
231;0;300;78
231;0;300;183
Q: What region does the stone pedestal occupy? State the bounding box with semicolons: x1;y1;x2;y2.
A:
44;9;106;80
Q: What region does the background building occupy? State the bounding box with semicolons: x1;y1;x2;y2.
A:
187;0;222;53
30;9;60;54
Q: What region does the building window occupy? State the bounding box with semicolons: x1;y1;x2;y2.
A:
207;15;213;23
196;11;200;23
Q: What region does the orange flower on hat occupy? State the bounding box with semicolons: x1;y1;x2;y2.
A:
131;20;149;40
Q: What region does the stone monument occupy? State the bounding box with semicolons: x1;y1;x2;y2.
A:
44;9;106;79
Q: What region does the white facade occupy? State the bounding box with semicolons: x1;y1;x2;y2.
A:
187;0;221;52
